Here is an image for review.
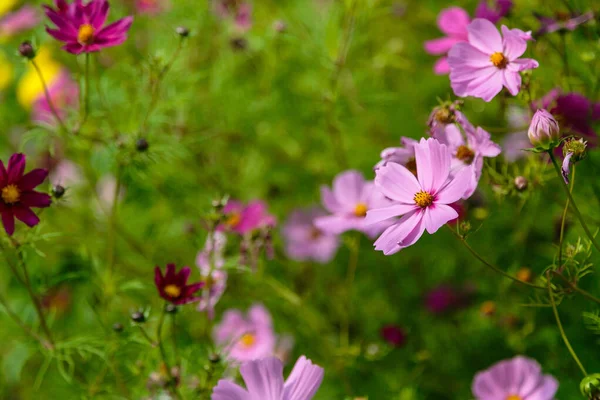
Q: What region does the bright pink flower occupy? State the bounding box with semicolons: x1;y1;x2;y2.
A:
374;137;418;171
220;199;276;235
32;70;79;125
282;207;340;264
154;263;204;305
0;6;41;36
214;304;276;362
365;138;474;255
314;170;393;238
44;0;134;54
0;154;51;236
472;356;558;400
424;7;470;75
448;19;539;102
213;0;252;32
212;356;324;400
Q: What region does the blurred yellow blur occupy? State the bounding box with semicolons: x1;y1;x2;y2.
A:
0;0;18;17
17;47;63;108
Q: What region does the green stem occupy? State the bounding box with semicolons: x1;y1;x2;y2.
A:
31;59;68;134
341;234;360;349
157;305;183;400
548;151;600;253
551;271;600;305
0;291;44;344
546;272;587;376
448;226;545;290
107;164;123;275
557;166;575;267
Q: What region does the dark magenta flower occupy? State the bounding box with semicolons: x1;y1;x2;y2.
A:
380;324;406;347
425;285;459;314
44;0;133;54
154;263;204;305
0;154;51;236
474;0;513;24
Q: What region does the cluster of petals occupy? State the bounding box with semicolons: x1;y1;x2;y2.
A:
366;138;474;255
282;207;340;264
374;136;418;171
474;0;513;24
448;18;538;102
212;0;252;32
220;199;276;235
154;263;204;305
196;232;228;319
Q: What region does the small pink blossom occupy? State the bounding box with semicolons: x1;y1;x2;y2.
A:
282;207;340;264
374;137;418;171
0;6;41;37
366;138;474;255
213;0;252;32
424;7;470;75
220;199;276;235
32;70;79;125
448;19;539;102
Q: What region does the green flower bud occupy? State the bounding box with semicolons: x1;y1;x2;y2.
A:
581;374;600;399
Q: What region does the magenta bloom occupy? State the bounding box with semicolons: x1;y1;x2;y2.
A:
375;137;418;171
475;0;513;24
196;232;228;319
44;0;133;54
424;7;470;75
0;154;51;236
448;19;539;102
220;199;276;235
380;325;406;347
154;263;204;305
0;6;41;36
214;304;276;362
366;138;474;255
472;356;558;399
32;70;79;125
212;0;252;32
314;170;393;238
282;207;340;264
535;11;594;35
212;356;324;400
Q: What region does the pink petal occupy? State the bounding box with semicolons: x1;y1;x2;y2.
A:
472;370;507;398
0;161;7;187
13;206;40;227
433;57;450;75
19;169;49;191
63;42;85;54
46;27;75;42
283;356;324;400
96;16;133;38
240;358;284;400
467;18;503;54
414;138;450;193
374;163;421;203
332;170;365;208
507;58;539;72
2;212;15;236
524;375;559;399
19;192;52;208
212;379;250;400
423;204;458;234
438;7;470;37
501;25;527;59
437;165;475;203
365;204;416;226
248;304;273;329
424;37;462;55
447;42;492;69
90;0;109;29
7;154;26;184
374;210;423;255
320;186;343;213
313;215;359;235
502;70;522;96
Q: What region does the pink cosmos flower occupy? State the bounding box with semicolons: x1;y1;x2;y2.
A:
196;232;228;319
214;304;276;362
448;19;539;102
0;6;41;37
49;159;84;188
365;138;474;255
212;0;252;32
212;356;324;400
475;0;513;24
374;137;418;171
32;70;79;125
424;7;470;75
0;154;52;236
282;207;340;264
220;199;276;235
314;170;394;238
44;0;134;54
472;356;558;399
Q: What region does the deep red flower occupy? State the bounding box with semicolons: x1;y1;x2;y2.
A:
0;154;51;236
154;263;204;305
380;324;406;347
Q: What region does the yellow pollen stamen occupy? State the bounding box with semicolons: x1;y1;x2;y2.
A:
434;108;455;124
456;145;475;164
77;24;95;45
490;52;508;69
414;191;433;208
1;184;21;204
406;158;417;176
226;212;241;227
164;284;181;298
505;395;522;400
239;333;255;347
354;203;368;217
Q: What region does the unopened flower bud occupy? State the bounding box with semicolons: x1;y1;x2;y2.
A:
136;138;149;152
581;374;600;399
176;26;190;37
112;322;124;333
209;353;221;364
18;41;36;59
52;185;66;199
131;311;146;323
514;176;528;191
164;304;178;314
528;109;560;149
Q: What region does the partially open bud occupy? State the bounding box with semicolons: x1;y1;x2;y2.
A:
514;176;528;191
18;41;36;59
580;374;600;399
528;109;560;150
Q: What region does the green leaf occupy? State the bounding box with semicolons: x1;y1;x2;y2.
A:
2;342;31;384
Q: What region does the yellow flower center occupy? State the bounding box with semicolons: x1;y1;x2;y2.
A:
225;212;241;228
354;203;368;217
414;191;433;208
490;52;508;69
164;284;181;298
456;145;475;164
77;24;95;45
1;184;21;204
239;333;255;347
406;158;417;176
506;395;522;400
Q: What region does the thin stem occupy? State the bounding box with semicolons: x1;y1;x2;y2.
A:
84;53;91;123
15;246;55;348
0;291;44;344
551;271;600;305
546;271;587;376
137;325;156;347
548;151;600;253
448;226;545;290
341;234;360;349
107;164;123;275
157;305;183;400
171;313;180;367
1;245;25;286
31;59;68;133
558;165;575;267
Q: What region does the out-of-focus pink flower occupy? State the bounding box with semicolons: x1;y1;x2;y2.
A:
49;159;84;188
472;356;558;400
44;0;134;54
424;7;470;75
502;106;532;162
96;175;125;210
425;285;460;314
375;137;418;172
196;232;228;319
273;334;295;364
380;324;406;347
212;0;252;32
315;170;394;238
32;70;79;125
0;6;41;36
282;207;340;264
134;0;169;15
220;199;276;235
366;138;475;255
214;304;276;363
535;11;594;35
448;19;539;102
474;0;513;24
